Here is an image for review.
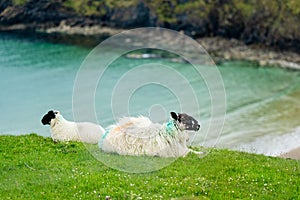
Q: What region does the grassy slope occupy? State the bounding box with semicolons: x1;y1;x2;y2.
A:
0;134;299;199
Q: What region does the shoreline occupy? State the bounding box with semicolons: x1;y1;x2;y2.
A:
281;147;300;160
42;25;300;70
1;24;300;70
198;37;300;70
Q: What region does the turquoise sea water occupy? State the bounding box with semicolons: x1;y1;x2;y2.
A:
1;32;300;156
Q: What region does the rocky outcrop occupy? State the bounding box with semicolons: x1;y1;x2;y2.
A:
0;0;75;30
0;0;300;54
0;0;11;13
198;37;300;70
108;2;155;28
0;0;155;31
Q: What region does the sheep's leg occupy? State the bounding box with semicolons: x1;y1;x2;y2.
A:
188;148;205;156
181;148;204;157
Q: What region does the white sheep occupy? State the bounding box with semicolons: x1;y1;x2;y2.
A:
99;112;200;157
41;110;105;144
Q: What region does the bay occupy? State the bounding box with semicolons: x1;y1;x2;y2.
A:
1;32;300;156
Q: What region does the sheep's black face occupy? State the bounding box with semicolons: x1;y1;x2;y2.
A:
41;110;56;125
171;112;200;131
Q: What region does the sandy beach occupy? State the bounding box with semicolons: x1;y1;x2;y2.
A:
281;147;300;160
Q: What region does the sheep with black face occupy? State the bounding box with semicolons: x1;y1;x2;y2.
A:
41;110;105;144
99;112;200;157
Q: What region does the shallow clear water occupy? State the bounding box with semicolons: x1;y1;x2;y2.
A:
1;32;300;156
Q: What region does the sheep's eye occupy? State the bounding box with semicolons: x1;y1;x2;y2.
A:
178;117;181;123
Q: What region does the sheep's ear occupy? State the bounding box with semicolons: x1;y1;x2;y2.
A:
41;110;56;125
170;112;178;120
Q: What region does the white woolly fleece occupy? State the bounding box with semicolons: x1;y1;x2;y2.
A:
100;116;190;157
50;113;105;144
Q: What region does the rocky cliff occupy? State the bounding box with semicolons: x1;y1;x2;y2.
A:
1;0;300;52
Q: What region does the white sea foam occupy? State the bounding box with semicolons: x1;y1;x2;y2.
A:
231;127;300;156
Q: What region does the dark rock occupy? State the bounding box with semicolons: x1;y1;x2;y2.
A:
108;2;156;28
214;10;245;39
0;0;75;28
0;0;12;13
175;13;209;37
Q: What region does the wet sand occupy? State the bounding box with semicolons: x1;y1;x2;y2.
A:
281;147;300;160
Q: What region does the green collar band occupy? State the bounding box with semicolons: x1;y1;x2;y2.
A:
99;129;109;149
165;119;179;136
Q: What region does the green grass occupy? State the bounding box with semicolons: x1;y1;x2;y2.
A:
1;134;299;199
11;0;30;6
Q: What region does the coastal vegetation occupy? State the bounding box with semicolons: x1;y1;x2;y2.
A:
1;0;300;51
1;134;299;199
